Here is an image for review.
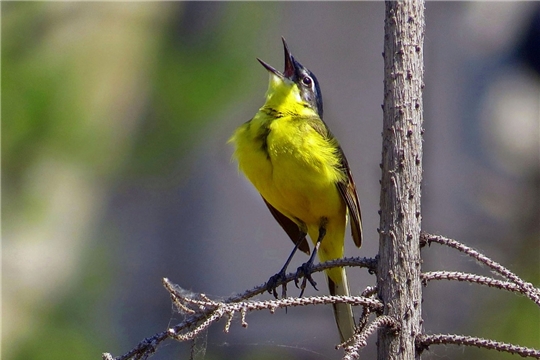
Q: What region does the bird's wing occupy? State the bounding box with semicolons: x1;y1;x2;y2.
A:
306;115;363;248
336;149;363;248
262;197;310;255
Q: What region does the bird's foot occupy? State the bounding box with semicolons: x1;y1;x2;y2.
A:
294;262;319;297
266;270;288;299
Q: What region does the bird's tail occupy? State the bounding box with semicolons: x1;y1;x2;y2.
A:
326;266;356;343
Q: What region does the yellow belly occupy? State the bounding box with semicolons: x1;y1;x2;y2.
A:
260;151;343;227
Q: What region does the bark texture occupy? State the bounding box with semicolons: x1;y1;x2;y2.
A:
377;1;425;359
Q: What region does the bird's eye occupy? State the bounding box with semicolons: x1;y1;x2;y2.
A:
302;76;312;86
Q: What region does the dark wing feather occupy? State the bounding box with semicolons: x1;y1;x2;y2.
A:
336;148;363;248
305;115;363;248
262;197;310;255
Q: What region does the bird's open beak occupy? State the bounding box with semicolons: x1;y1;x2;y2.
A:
257;37;295;80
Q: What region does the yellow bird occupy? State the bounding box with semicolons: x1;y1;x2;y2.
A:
229;38;362;343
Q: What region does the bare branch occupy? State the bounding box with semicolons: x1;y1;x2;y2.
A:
355;286;380;334
103;256;376;360
227;256;377;303
421;233;540;306
103;241;539;360
169;256;376;305
340;316;400;360
165;280;383;342
417;333;540;358
361;286;378;298
102;332;167;360
422;271;525;295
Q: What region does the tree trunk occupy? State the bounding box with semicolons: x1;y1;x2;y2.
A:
377;0;425;359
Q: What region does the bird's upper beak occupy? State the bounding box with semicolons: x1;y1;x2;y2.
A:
258;37;295;80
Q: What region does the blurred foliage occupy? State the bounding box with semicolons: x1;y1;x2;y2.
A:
11;245;113;360
128;2;267;175
2;2;275;360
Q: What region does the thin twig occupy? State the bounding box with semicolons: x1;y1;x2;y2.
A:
166;288;383;342
355;285;379;334
417;333;540;358
421;233;540;306
102;333;168;360
340;315;400;360
360;286;377;298
422;271;524;294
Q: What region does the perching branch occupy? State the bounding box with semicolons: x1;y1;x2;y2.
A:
102;256;377;360
164;256;377;341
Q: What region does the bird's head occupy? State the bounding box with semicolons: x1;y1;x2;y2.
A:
258;38;323;118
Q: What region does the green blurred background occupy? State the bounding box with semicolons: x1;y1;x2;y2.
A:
3;2;539;360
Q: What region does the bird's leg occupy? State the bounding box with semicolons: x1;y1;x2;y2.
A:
295;219;327;297
266;232;307;299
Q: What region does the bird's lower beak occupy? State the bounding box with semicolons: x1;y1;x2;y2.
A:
257;58;283;78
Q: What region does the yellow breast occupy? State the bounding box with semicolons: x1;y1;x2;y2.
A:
230;109;345;227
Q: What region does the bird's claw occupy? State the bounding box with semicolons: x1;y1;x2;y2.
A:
294;262;318;297
266;270;288;299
